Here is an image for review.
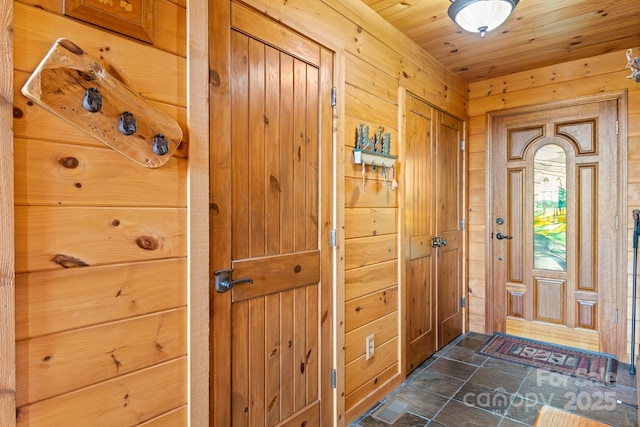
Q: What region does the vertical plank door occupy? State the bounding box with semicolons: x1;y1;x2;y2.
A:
404;95;464;372
404;95;437;372
211;2;334;426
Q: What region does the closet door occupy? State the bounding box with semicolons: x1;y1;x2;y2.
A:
436;112;463;348
404;95;464;373
405;96;437;373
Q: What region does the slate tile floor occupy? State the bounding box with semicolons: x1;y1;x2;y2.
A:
351;333;638;427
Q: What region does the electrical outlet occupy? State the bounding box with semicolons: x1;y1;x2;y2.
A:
365;334;375;360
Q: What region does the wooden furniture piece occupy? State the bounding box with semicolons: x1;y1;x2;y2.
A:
534;405;610;426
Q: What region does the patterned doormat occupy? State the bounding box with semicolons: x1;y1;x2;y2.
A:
478;333;618;384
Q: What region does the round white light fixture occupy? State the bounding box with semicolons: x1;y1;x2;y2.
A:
448;0;519;38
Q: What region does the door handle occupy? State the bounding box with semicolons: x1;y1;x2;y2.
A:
213;268;253;293
431;236;448;247
495;232;513;240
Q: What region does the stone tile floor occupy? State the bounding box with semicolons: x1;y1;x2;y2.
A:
351;332;638;427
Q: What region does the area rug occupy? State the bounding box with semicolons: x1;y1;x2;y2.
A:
477;333;618;384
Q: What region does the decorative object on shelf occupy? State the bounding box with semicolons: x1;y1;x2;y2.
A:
21;38;182;168
625;48;640;83
448;0;519;38
354;123;398;191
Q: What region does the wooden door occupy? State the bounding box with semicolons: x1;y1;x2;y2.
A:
489;99;620;355
211;3;334;426
405;96;436;372
436;112;463;348
404;95;464;372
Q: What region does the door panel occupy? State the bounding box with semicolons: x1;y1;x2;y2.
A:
436;113;463;347
212;3;332;425
490;100;619;354
405;95;464;372
405;97;436;373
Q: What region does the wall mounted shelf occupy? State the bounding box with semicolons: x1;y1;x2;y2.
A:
353;148;397;169
353;123;397;169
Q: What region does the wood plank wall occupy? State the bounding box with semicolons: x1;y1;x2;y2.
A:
234;0;467;423
5;0;467;424
12;0;188;425
467;47;640;362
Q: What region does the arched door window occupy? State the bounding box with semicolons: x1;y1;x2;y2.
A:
533;144;567;272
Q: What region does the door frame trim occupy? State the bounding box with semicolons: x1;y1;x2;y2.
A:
0;0;15;424
187;0;210;424
485;90;628;360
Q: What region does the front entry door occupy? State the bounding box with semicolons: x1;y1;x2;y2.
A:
211;2;334;425
489;97;621;355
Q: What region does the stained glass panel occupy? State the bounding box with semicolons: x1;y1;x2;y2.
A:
533;145;567;271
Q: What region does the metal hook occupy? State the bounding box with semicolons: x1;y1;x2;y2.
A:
119;111;137;135
152;133;169;155
82;87;102;112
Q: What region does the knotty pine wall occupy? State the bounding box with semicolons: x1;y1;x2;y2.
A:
12;0;190;425
6;0;468;425
467;48;640;363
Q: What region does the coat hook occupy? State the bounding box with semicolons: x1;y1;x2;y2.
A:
82;87;102;112
152;133;169;155
391;165;398;191
119;111;137;135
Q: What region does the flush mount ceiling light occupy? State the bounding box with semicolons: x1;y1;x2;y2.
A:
448;0;519;38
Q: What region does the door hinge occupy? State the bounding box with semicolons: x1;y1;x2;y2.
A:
331;87;337;107
331;368;337;389
330;228;337;248
616;215;619;230
616;120;619;135
461;218;465;231
461;139;466;151
461;297;466;308
615;309;618;323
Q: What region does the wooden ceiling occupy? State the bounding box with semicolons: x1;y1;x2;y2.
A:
362;0;640;82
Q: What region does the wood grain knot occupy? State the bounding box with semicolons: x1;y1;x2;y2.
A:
59;39;84;55
210;202;220;215
268;395;278;412
294;265;302;273
210;69;221;87
321;310;328;324
270;175;282;192
52;254;89;268
59;157;79;169
300;362;305;374
136;235;160;250
13;107;23;118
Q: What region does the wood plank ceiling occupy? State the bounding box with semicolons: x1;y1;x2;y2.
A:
362;0;640;82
